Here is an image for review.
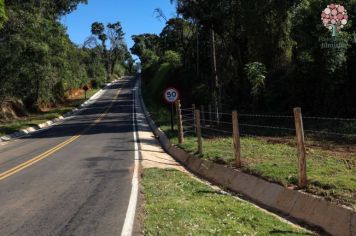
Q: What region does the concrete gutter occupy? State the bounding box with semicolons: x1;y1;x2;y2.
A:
0;80;119;143
137;79;356;236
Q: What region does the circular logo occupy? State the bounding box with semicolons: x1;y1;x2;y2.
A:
164;88;179;104
321;4;348;35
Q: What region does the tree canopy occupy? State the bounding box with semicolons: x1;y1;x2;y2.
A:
133;0;356;116
0;0;131;110
89;21;129;81
0;0;7;28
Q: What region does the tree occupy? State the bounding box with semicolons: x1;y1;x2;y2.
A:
139;0;355;115
0;0;96;109
0;0;7;29
245;62;267;110
162;50;181;68
91;21;129;82
130;34;161;59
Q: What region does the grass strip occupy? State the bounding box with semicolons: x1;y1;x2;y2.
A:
142;168;313;236
174;136;356;209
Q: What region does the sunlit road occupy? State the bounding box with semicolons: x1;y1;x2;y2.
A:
0;77;138;236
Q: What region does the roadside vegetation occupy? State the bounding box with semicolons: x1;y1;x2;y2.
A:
0;88;99;136
138;0;356;210
132;1;356;117
0;1;136;132
142;168;313;235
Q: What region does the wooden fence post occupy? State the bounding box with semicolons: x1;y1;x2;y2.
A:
201;105;206;127
208;104;212;126
232;111;241;168
176;100;184;144
195;110;203;155
293;107;307;188
192;104;196;133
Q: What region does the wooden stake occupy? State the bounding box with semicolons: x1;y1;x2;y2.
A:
195;110;203;155
176;100;184;144
294;107;307;188
232;111;241;168
201;105;206;128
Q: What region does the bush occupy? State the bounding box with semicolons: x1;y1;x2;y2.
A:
161;50;182;68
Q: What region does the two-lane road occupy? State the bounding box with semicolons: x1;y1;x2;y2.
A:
0;77;138;235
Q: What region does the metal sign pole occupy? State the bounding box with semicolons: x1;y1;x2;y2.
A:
171;103;174;132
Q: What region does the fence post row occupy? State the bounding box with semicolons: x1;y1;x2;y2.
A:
232;111;242;168
176;100;184;144
195;109;203;155
293;107;307;188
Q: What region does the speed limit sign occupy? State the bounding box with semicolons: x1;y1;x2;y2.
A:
164;88;179;104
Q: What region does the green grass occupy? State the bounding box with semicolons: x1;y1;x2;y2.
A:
142;168;313;236
173;136;356;208
0;88;100;136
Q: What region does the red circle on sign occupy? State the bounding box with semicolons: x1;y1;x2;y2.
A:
163;87;180;104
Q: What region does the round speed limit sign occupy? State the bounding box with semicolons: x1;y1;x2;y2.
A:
164;88;179;104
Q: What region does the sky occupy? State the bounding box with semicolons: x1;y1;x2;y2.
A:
61;0;176;52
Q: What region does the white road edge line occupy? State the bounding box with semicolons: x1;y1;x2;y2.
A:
121;85;139;236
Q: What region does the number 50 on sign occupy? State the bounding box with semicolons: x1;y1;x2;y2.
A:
164;88;179;104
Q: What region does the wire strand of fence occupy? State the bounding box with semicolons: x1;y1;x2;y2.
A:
183;126;195;134
201;119;233;126
183;125;195;130
200;111;232;116
201;126;233;135
181;111;193;114
182;121;194;126
182;119;195;123
182;117;194;121
304;129;356;137
182;115;194;119
239;114;294;119
184;124;195;128
303;116;356;122
239;123;296;132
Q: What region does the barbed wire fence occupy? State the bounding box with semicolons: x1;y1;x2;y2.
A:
174;101;356;189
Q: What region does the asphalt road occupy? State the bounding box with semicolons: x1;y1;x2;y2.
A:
0;77;138;236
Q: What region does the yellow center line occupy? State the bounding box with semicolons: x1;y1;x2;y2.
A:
0;85;123;181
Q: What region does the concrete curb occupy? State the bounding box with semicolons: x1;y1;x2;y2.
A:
137;79;356;236
0;80;120;143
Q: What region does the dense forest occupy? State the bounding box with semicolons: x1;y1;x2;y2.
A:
0;0;132;111
132;0;356;117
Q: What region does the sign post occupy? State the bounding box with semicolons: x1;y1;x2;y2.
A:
164;88;180;132
83;85;89;100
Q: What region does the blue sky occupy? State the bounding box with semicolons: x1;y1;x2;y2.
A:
61;0;176;51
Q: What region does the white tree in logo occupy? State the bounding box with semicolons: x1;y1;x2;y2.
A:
321;3;348;36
